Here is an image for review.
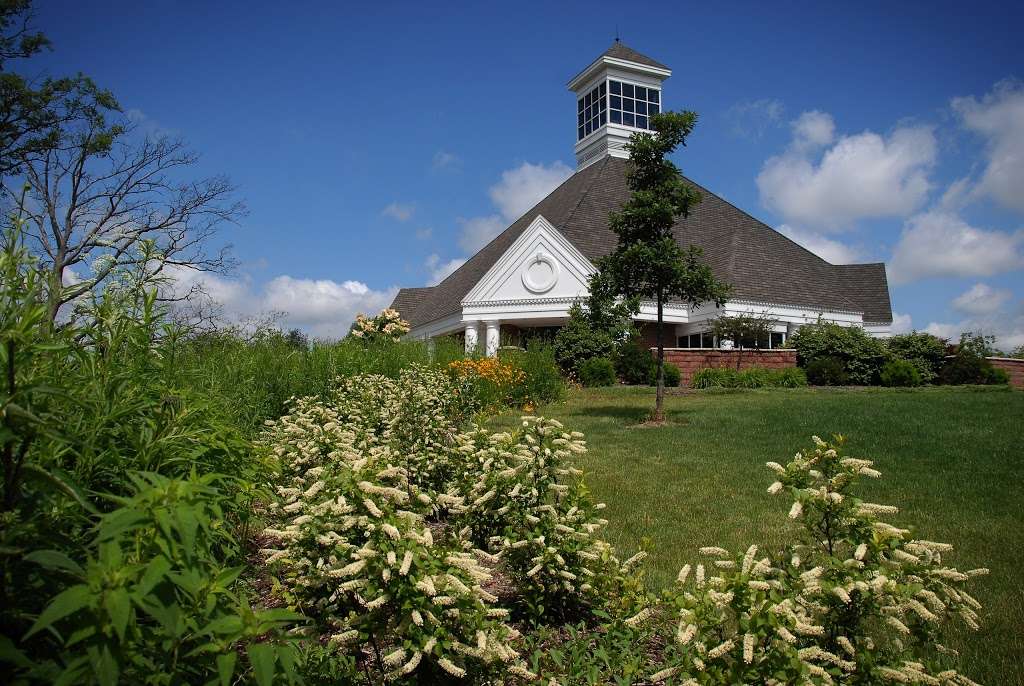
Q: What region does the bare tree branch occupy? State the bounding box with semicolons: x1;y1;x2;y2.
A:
3;121;245;323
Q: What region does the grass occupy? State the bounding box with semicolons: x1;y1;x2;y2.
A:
492;385;1024;685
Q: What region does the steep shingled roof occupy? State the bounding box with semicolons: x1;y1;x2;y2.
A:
390;156;893;327
601;41;669;71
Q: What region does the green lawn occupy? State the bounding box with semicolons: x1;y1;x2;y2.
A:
492;385;1024;685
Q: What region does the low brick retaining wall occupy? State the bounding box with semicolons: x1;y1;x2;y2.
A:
654;348;797;387
988;357;1024;388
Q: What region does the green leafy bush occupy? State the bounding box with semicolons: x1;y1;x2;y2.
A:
805;356;850;386
880;359;923;387
16;473;302;685
552;303;617;378
690;366;807;389
616;336;655;385
941;332;1010;386
789;322;888;384
691;367;738;389
774;366;809;387
736;366;772;388
499;341;566;406
886;331;947;383
579;357;617;387
650;361;681;387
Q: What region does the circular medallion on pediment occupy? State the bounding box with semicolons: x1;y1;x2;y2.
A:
521;251;559;294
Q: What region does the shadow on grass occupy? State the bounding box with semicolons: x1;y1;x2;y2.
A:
570;405;650;422
569;404;691;427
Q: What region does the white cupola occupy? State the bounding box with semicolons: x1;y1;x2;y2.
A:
567;40;672;169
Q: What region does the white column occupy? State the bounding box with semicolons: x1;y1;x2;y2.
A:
464;321;479;355
485;320;501;357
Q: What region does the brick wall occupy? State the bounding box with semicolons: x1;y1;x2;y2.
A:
988;357;1024;389
655;348;798;387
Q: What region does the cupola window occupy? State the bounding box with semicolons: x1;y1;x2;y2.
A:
577;82;607;141
609;80;660;130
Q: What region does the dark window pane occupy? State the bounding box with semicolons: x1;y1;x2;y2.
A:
610;95;621;109
623;98;634;112
585;120;592;135
770;332;784;348
599;111;606;125
578;113;584;126
649;89;659;104
635;101;646;115
648;102;659;115
600;82;607;96
623;112;635;126
610;80;621;95
599;96;607;111
622;83;634;97
578;126;584;140
578;99;584;113
635;86;647;101
636;115;648;129
610;110;622;124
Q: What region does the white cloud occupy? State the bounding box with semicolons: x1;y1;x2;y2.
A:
457;214;505;253
726;98;785;139
457;160;572;254
923;321;960;341
126;108;178;139
924;316;1024;351
890;312;914;334
951;283;1014;315
921;287;1024;350
168;267;396;339
888;210;1024;284
487;161;573;222
432;150;460;170
424;253;466;285
778;224;863;264
952;80;1024;214
382;202;414;222
757;113;936;230
791;110;835;151
415;227;433;240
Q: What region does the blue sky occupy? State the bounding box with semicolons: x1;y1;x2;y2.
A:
30;1;1024;344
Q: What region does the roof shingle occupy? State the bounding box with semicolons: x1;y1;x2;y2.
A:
389;156;893;328
601;41;669;71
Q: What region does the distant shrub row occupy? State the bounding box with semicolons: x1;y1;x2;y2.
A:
790;324;1010;387
691;365;807;389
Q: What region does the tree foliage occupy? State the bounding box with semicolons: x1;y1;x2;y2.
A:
0;1;120;178
597;111;730;420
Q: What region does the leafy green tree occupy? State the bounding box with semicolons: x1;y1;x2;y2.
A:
597;111;730;421
709;312;775;369
0;0;119;177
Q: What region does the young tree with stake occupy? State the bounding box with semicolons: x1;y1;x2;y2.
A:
599;111;730;421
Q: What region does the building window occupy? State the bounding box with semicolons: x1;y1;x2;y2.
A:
609;80;660;130
677;332;715;348
577;81;608;141
770;331;785;349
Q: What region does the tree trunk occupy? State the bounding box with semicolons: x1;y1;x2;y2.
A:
655;292;665;423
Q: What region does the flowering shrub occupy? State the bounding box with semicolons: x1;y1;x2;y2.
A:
256;364;649;681
449;357;527;410
350;308;410;343
260;371;528;682
649;435;988;685
453;417;644;620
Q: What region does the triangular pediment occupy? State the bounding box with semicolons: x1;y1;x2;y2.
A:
462;214;596;304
